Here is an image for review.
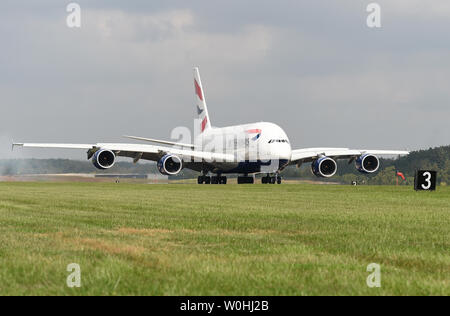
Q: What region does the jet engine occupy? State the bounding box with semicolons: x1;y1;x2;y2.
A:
92;149;116;170
311;157;337;178
158;154;183;175
356;154;379;174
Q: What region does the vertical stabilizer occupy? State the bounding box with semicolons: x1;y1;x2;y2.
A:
193;67;212;133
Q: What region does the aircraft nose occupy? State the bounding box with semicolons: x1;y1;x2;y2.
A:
271;144;292;161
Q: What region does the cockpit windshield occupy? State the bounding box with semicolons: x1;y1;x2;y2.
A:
268;139;289;144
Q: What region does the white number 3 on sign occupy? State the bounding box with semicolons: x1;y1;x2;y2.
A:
422;172;432;190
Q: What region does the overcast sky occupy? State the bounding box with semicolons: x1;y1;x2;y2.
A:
1;0;449;160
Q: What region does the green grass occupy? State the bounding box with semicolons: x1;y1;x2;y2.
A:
0;182;449;296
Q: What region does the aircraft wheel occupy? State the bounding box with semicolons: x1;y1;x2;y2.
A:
197;176;204;184
262;177;267;184
277;175;282;184
211;176;219;184
270;177;276;184
204;176;211;184
220;176;227;184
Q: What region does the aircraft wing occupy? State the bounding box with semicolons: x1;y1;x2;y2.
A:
12;142;235;163
290;147;409;165
122;135;196;149
12;143;94;150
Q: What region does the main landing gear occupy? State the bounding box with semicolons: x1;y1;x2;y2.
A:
198;174;281;185
198;175;227;184
261;174;282;184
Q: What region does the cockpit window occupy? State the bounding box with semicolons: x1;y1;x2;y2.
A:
268;139;289;144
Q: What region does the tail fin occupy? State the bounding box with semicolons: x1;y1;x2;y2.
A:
193;67;211;133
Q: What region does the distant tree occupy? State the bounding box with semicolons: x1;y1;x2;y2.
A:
1;145;449;184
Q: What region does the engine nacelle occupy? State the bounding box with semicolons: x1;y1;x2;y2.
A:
92;149;116;170
157;154;183;175
356;154;380;174
311;157;337;178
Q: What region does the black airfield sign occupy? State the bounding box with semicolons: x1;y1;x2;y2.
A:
414;170;437;191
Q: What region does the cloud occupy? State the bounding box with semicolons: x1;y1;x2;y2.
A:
0;2;449;160
86;9;274;72
384;0;450;18
93;9;195;41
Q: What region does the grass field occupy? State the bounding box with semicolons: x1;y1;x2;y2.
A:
0;182;448;296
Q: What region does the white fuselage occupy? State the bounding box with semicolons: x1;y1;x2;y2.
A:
194;122;292;174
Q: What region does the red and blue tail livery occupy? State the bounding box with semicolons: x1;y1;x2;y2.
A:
194;67;211;134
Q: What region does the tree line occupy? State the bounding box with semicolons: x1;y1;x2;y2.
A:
1;145;449;185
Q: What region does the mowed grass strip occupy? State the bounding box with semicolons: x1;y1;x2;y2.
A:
0;182;448;295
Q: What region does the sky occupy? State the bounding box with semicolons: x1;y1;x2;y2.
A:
0;0;449;160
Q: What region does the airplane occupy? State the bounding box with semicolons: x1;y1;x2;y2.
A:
13;67;409;184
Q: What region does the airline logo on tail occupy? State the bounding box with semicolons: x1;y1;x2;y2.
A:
194;67;211;133
193;67;211;134
195;79;207;132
